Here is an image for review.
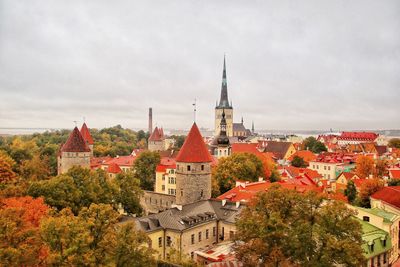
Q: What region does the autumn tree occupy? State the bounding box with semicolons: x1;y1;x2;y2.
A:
388;138;400;149
0;151;17;184
345;180;357;204
235;185;365;267
291;155;307;168
357;178;384;208
213;153;265;194
114;222;156;267
20;154;51;181
355;155;375;178
133;151;161;191
374;159;388;178
0;196;49;266
28;166;117;214
114;171;143;215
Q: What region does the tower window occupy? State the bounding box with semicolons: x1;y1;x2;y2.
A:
200;190;203;197
187;165;191;171
201;165;204;171
181;190;183;197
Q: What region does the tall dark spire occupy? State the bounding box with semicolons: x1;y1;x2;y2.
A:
217;56;231;108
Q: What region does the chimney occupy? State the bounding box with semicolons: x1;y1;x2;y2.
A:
148;108;153;134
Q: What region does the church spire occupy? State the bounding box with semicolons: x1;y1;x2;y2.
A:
218;55;231;108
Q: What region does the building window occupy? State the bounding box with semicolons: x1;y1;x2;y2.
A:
191;234;195;244
187;165;191;171
213;227;216;237
158;237;162;247
328;166;331;170
363;216;370;222
383;239;386;247
162;185;165;191
370;243;374;252
162;175;165;181
198;232;202;242
166;236;172;247
383;253;387;263
201;165;204;171
181;190;183;197
206;229;209;239
191;252;194;259
200;190;203;198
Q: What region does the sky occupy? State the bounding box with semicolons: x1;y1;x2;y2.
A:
0;0;399;131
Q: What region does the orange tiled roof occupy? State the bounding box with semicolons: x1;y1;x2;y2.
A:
176;123;213;163
389;169;400;179
107;163;122;174
371;186;400;209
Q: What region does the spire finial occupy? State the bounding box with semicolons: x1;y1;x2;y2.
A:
73;120;77;127
192;98;197;122
83;116;86;123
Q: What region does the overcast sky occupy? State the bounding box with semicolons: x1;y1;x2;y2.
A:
0;0;399;131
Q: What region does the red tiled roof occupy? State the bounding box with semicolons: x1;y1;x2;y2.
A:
149;127;164;141
231;143;274;161
107;163;122;174
90;156;112;169
61;127;91;152
288;150;317;162
371;186;400;209
281;166;322;180
389;169;400;179
352;178;368;188
156;163;176;173
80;123;94;145
338;132;378;141
176;123;212;163
217;180;321;202
104;155;137;167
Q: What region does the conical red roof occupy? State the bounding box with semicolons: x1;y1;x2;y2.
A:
107;163;122;174
176;123;212;163
80;123;94;145
61;127;91;152
149;127;164;141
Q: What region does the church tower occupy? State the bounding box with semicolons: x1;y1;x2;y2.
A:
175;123;213;206
215;56;233;137
215;109;231;159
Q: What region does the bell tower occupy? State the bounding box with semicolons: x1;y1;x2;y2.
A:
215;56;233;137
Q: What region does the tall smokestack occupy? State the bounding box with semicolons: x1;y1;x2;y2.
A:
148;108;153;134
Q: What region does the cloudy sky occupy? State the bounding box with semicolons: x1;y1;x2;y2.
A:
0;0;399;131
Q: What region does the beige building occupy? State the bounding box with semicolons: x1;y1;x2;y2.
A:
155;163;177;196
57;127;91;174
130;199;241;260
309;161;342;181
350;206;400;264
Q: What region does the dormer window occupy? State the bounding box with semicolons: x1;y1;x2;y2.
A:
363;216;370;222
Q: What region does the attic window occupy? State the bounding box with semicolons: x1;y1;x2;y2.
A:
383;239;387;247
363;216;370;222
370;243;374;252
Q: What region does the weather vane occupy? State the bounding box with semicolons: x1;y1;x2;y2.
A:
73;120;77;127
193;98;197;122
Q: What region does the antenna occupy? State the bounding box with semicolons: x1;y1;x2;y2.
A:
73;120;77;127
193;98;197;122
83;116;86;123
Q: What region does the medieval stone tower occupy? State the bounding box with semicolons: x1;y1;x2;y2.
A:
80;122;94;157
175;123;212;206
215;56;233;137
148;126;165;152
57;127;91;174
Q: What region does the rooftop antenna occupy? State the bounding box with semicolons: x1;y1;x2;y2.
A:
193;98;197;122
83;116;86;123
73;120;77;127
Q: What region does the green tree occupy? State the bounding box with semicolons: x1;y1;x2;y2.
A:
345;180;357;203
302;137;327;154
40;208;91;266
235;185;365;267
388;138;400;149
133;151;160;191
114;171;143;215
78;204;120;266
114;222;156;267
170;135;186;149
291;155;307;168
20;154;51;181
213;153;265;194
28;166;117;214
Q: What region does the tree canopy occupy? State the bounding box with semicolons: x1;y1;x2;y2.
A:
213;153;265;194
290;155;308;168
235;185;365;267
388;138;400;149
302;137;327;154
133;151;161;191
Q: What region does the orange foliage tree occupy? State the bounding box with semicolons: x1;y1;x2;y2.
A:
0;196;49;266
355;155;375;178
357;179;384;208
0;152;17;184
